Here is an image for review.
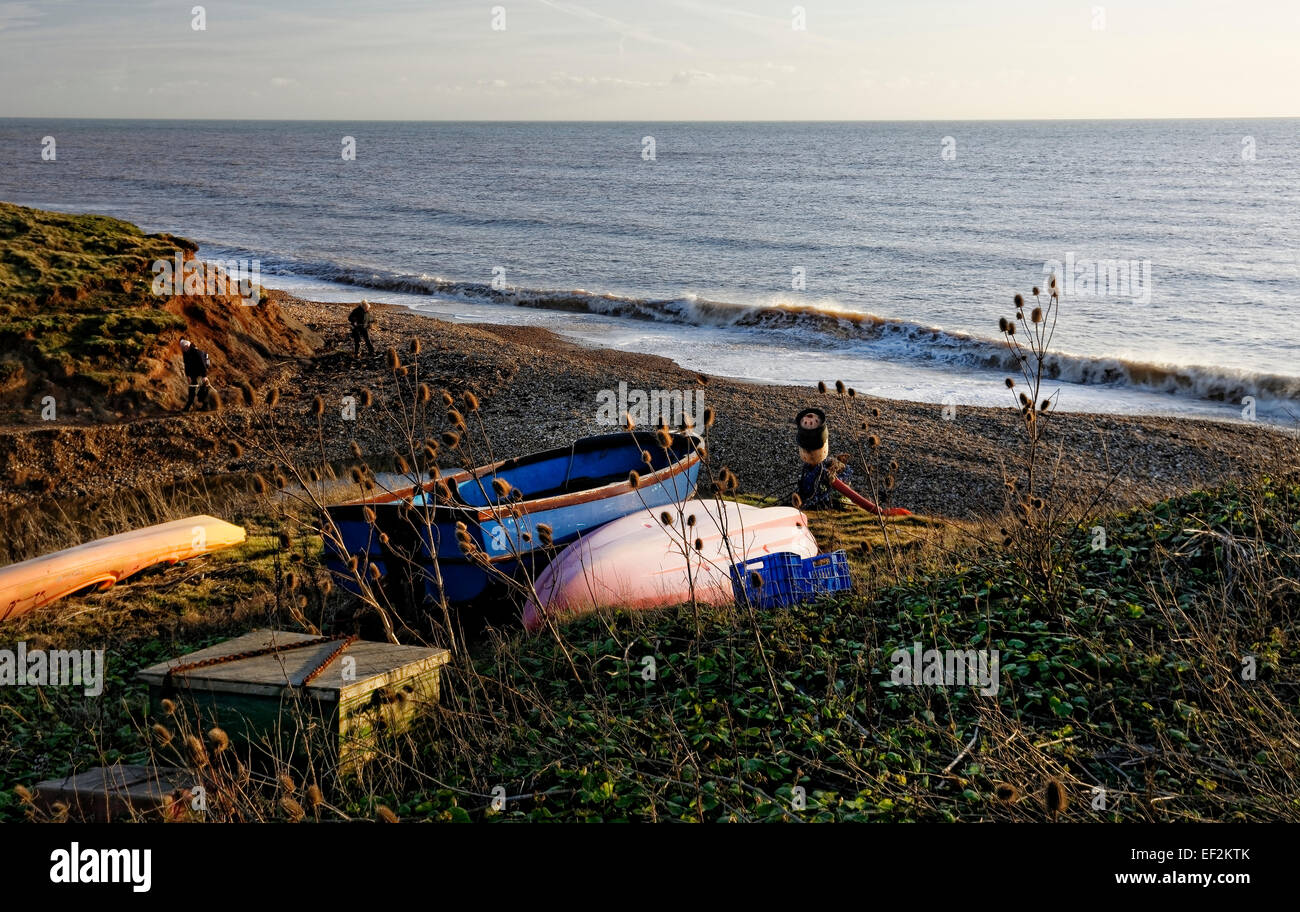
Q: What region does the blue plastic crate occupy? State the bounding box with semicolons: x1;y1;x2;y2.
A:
731;552;805;610
797;551;853;599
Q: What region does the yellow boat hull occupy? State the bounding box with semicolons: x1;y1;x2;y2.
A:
0;515;246;623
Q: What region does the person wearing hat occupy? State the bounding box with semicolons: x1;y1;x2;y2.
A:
178;339;211;412
348;298;376;358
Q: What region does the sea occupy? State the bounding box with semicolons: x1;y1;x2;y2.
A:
2;119;1297;422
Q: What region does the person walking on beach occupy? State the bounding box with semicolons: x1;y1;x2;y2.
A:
349;299;376;358
178;339;211;412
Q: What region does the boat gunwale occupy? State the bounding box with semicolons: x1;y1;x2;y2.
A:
327;432;703;526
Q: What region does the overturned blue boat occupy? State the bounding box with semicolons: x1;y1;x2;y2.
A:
323;431;702;607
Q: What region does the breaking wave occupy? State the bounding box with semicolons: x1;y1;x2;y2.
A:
258;255;1300;411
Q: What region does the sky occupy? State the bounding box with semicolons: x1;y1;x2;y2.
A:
1;0;1297;120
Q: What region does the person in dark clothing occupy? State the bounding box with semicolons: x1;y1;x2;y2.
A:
349;299;376;357
179;339;210;412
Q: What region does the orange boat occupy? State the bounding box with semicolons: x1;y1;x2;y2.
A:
0;515;246;623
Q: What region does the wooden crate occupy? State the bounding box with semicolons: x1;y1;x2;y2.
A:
137;629;450;773
32;765;198;822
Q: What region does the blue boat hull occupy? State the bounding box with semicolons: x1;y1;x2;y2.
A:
324;432;702;608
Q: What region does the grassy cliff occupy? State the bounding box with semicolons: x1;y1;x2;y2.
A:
0;202;318;420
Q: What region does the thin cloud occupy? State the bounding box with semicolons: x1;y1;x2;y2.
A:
534;0;695;53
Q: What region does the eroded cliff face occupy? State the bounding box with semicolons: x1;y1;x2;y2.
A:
0;202;320;422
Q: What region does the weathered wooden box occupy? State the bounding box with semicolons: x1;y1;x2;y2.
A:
138;629;450;773
32;764;198;822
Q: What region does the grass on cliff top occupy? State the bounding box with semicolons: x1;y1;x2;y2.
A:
2;478;1297;822
0;202;188;381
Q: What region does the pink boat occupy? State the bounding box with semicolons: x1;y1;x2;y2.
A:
522;500;818;631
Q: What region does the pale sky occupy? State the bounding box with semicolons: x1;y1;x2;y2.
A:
2;0;1297;120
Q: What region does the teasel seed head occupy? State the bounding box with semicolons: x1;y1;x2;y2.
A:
152;723;174;747
386;347;400;370
999;317;1009;333
686;513;696;527
1005;377;1015;389
306;784;324;809
418;383;431;404
161;698;177;716
14;785;33;805
441;391;454;407
1031;307;1043;324
447;408;466;429
349;466;363;484
1040;399;1051;411
660;511;673;526
228;440;244;460
376;805;399;824
994;782;1019;803
694;537;703;551
703;406;715;427
791;492;802;508
185;734;209;768
239;382;255;406
538;523;553;545
818;381;827;394
311;395;324;417
411;337;422;355
1044;778;1068;817
285;570;299;590
348;554;359;572
869;435;880;449
265;387;280;407
463;390;480;411
622;411;635;431
1014;293;1024;308
1031;286;1040;297
1007;322;1016;335
492;478;511;498
206;727;230;758
748;571;763;590
363;506;377;524
278;773;297;795
252;474;269;495
627;470;641;489
848;387;857;398
435;479;452;500
1019;392;1031;407
281;796;305;823
367;563;382;581
655;427;673;448
641;449;653;465
308;466;320;482
274;472;288;489
361;388;374;408
395;454;410;474
442;430;460;448
835;379;846;395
